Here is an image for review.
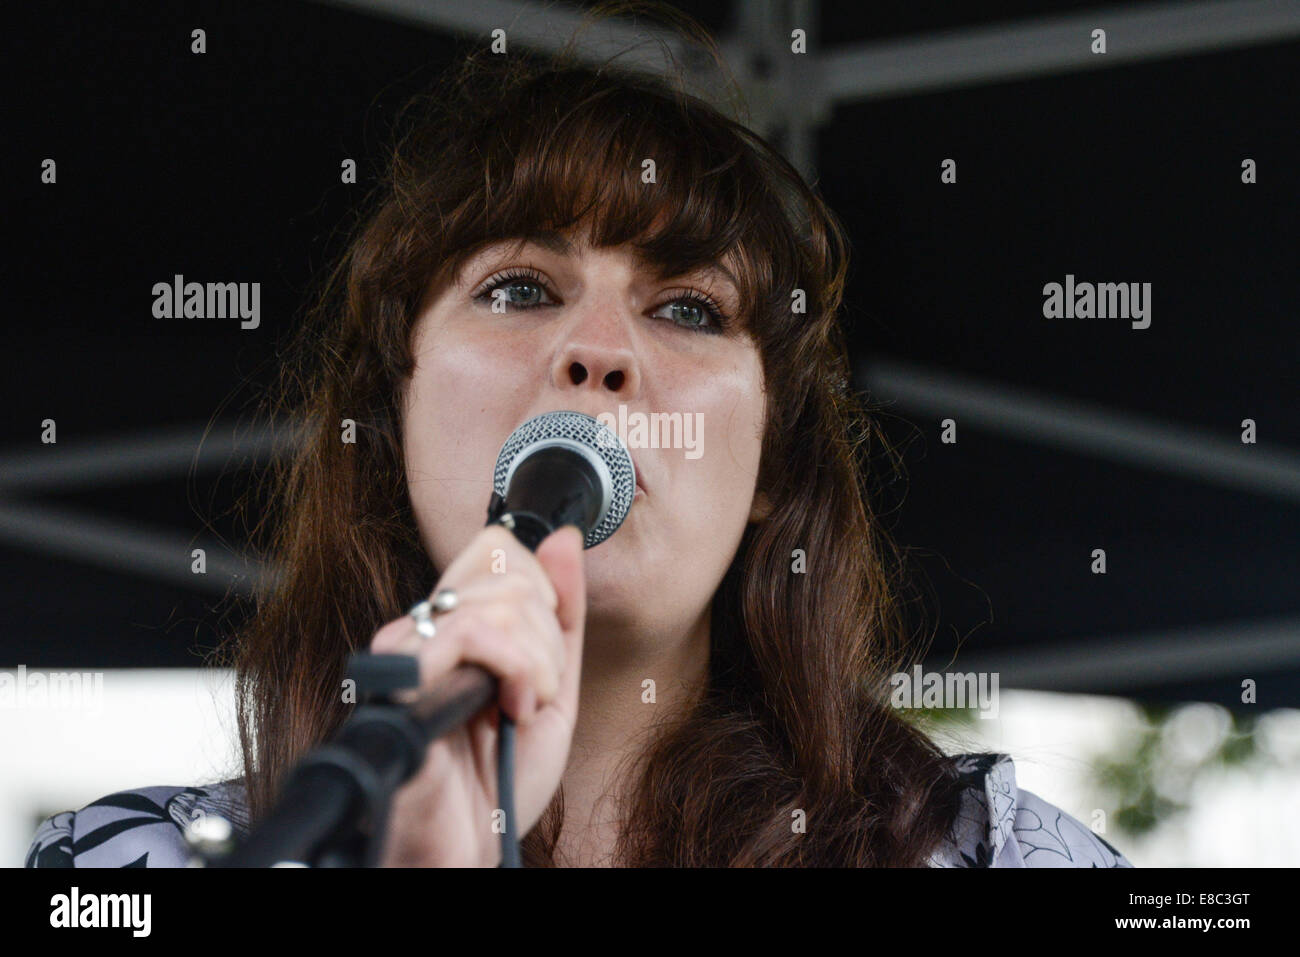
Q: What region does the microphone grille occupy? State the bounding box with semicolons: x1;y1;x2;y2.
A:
492;411;636;548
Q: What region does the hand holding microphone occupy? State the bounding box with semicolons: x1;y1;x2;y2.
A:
368;522;585;867
365;410;635;866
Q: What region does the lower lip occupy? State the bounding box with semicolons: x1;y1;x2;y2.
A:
634;486;645;499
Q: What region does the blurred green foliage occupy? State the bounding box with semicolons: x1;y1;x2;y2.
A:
1093;703;1261;837
900;699;1273;840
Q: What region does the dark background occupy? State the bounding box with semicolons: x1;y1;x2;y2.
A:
5;1;1297;710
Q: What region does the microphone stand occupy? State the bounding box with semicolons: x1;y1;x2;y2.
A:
206;661;498;867
205;491;558;868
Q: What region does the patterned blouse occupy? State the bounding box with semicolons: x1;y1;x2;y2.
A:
25;751;1133;867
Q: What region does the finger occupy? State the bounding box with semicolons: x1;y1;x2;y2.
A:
440;525;558;611
533;525;586;716
472;596;563;704
412;611;556;721
455;598;562;707
373;593;561;716
370;613;426;655
435;571;556;615
513;596;566;693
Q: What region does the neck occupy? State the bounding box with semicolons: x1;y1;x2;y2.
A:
551;607;711;866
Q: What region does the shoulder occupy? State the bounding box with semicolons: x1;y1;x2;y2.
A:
927;752;1134;868
25;780;249;868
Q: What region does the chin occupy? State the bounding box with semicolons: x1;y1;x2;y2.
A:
580;537;654;600
580;543;635;591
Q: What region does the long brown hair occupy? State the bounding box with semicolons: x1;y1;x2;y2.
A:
217;5;968;866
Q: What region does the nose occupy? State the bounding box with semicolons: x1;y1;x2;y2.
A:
551;306;641;398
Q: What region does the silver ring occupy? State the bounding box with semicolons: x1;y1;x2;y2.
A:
408;600;436;639
431;588;459;614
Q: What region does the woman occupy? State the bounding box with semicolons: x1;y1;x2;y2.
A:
26;24;1132;868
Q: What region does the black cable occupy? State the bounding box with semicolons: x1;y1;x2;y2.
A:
498;713;521;867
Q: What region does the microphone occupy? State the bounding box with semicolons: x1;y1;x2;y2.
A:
487;409;638;549
208;411;633;867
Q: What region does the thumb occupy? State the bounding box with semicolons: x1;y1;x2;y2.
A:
533;525;586;709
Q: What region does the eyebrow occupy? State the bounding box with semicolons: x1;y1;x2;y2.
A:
488;231;739;290
527;230;574;256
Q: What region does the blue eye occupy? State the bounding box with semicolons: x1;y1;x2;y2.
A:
472;268;730;334
651;296;728;333
474;268;553;311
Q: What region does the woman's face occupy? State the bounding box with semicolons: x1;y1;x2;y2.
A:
401;229;769;643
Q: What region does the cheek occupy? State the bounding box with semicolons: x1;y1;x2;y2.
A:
405;313;528;443
400;326;517;566
409;325;496;409
715;357;766;467
676;362;766;512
